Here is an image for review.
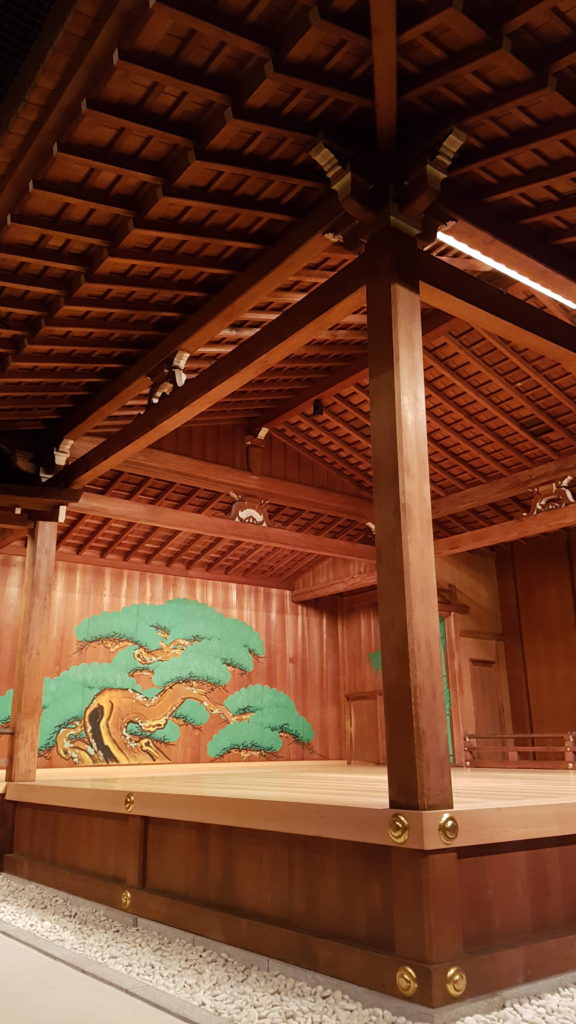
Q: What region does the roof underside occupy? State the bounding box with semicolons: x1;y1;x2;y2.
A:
0;0;575;587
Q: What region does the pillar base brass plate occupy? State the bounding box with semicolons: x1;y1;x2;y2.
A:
396;965;418;998
388;812;409;844
446;966;467;998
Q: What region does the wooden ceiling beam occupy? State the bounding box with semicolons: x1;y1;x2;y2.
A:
369;0;397;148
68;492;377;561
83;100;324;188
153;0;272;58
240;58;373;110
71;437;372;519
435;501;576;555
50;193;341;441
83;274;210;296
476;157;576;202
156;186;297;223
291;567;376;602
0;512;33;529
438;183;576;303
0;246;89;272
432;451;576;518
419;252;576;371
11;352;130;369
103;249;239;274
0;295;47;316
28;179;137;218
452;113;576;176
8;213;111;248
129;219;267;250
1;368;107;382
114;50;232;105
401;37;507;105
0;271;71;296
53;142;164;184
0;0;157;227
53;257;365;486
61;297;186;316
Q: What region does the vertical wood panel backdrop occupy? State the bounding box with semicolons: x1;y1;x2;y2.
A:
336;551;509;764
498;532;576;735
0;555;343;767
154;426;367;496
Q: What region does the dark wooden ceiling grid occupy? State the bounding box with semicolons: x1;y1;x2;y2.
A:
0;0;574;585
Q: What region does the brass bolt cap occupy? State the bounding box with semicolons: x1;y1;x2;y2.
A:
396;965;418;998
446;966;467;998
388;813;409;844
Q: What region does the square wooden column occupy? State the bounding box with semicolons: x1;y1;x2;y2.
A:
367;226;453;810
6;519;57;783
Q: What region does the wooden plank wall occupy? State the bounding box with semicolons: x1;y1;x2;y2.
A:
498;532;576;734
155;425;367;496
0;554;343;766
337;551;511;764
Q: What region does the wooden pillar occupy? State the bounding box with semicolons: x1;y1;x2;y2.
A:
367;226;453;810
6;520;57;782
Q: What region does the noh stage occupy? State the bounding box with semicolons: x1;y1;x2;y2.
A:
4;761;576;1010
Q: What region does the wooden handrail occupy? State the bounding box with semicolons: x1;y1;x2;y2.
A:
465;732;575;739
465;731;576;770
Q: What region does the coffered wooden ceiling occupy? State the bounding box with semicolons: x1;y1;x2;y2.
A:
0;0;575;588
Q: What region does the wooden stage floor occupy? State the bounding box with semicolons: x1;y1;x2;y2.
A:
3;761;576;849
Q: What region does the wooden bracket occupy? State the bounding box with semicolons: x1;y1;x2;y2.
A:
245;427;269;477
311;129;467;244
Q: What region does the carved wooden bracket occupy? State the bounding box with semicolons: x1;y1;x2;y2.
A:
524;476;576;516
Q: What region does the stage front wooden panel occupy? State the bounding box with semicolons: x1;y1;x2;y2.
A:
6;765;576;1008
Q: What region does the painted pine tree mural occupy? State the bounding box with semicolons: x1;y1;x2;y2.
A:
0;598;314;765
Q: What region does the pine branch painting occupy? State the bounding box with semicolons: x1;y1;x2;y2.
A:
0;598;314;765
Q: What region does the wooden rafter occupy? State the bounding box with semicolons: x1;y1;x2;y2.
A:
53;258;366;487
50;195;341;442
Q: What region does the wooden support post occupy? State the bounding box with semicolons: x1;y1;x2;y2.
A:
391;850;463;964
125;816;148;889
366;227;453;810
6;520;57;782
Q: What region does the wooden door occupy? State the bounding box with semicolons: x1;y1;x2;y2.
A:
458;636;513;762
470;660;507;737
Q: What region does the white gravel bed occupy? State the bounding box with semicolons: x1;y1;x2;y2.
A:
0;873;575;1024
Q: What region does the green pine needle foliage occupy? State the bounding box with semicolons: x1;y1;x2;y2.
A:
208;684;314;757
0;599;314;761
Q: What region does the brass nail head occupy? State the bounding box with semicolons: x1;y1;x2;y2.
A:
121;889;132;910
438;812;459;845
396;965;418;998
388;812;410;845
124;792;135;812
446;966;467;998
